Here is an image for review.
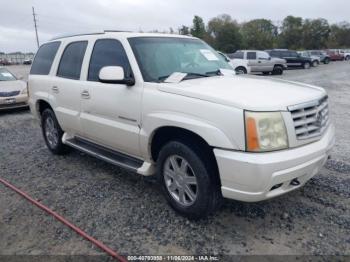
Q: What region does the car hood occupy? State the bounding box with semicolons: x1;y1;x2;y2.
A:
271;57;286;63
157;75;326;111
0;80;26;93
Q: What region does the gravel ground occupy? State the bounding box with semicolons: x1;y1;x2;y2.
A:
0;63;349;260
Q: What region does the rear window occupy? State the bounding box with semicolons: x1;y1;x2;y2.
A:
228;52;244;59
57;41;88;80
30;41;61;75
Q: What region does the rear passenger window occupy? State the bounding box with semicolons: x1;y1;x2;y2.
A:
30;42;60;75
88;39;131;82
247;52;256;60
228;52;244;59
57;41;87;80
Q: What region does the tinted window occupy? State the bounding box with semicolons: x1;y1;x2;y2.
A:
247;52;256;60
88;39;131;81
57;41;87;80
269;51;280;58
30;42;60;75
257;51;270;60
229;51;244;59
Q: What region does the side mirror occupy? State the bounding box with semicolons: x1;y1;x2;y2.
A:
18;75;24;80
268;57;271;60
98;66;135;86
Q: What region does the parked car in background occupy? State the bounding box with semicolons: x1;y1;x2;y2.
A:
29;32;334;219
224;52;251;74
0;67;28;110
266;49;312;69
227;50;286;75
23;59;32;65
309;50;331;64
339;49;350;61
0;59;12;66
297;51;320;67
326;49;344;61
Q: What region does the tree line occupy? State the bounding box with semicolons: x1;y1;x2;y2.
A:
176;14;350;53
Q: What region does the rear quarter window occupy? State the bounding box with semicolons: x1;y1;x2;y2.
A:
30;41;61;75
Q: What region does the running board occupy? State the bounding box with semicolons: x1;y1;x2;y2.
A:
64;137;143;172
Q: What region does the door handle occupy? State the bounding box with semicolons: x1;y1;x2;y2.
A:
81;90;90;99
52;86;59;93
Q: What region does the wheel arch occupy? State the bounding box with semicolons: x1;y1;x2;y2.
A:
36;99;53;119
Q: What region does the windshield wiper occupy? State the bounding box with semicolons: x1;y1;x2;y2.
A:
205;69;222;76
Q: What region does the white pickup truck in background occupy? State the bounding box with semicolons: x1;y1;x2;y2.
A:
227;50;287;75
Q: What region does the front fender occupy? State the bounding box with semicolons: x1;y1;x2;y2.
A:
140;111;241;161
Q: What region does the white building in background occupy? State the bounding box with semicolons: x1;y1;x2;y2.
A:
0;52;35;64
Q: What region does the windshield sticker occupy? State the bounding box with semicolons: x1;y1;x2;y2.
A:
164;72;187;83
200;49;219;61
1;72;13;77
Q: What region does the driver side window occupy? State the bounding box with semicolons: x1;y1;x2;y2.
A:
88;39;131;82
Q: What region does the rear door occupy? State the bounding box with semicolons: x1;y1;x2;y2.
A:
246;52;259;71
285;51;301;67
50;40;88;134
79;38;143;157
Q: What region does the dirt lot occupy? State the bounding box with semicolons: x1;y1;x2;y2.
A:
0;63;349;260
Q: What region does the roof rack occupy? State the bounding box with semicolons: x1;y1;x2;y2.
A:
50;30;131;41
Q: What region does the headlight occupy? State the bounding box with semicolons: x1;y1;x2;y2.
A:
245;111;288;152
21;88;28;94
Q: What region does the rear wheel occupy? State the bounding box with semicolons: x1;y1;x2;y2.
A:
157;141;221;219
345;56;350;61
41;108;69;155
235;66;247;75
303;62;311;69
272;65;283;75
323;58;330;64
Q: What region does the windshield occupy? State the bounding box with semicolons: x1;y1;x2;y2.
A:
0;68;17;81
128;37;233;82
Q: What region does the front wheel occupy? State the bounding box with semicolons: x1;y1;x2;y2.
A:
303;62;311;69
324;58;330;64
157;141;221;219
272;65;283;75
312;60;319;67
345;56;350;61
41;108;69;155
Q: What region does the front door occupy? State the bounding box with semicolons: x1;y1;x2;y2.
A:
80;38;142;157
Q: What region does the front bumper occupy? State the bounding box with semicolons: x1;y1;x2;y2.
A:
214;123;335;202
0;94;29;111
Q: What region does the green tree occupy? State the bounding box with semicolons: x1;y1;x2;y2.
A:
179;25;190;35
190;15;206;39
278;16;303;49
327;22;350;48
207;14;242;53
241;19;277;49
301;18;330;49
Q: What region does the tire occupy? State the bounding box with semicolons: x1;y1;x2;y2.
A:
346;56;350;61
235;67;247;75
323;58;330;64
303;62;311;69
312;60;319;67
157;140;222;220
272;65;283;75
41;108;69;155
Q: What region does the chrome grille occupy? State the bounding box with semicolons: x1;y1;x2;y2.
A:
288;96;329;140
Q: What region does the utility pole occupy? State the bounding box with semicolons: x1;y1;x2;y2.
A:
32;6;39;48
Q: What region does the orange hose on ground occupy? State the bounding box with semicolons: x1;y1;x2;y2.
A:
0;177;127;262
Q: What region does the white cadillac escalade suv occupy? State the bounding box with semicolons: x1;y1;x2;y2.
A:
28;31;335;219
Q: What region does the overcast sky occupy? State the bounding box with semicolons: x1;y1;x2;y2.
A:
1;0;349;53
